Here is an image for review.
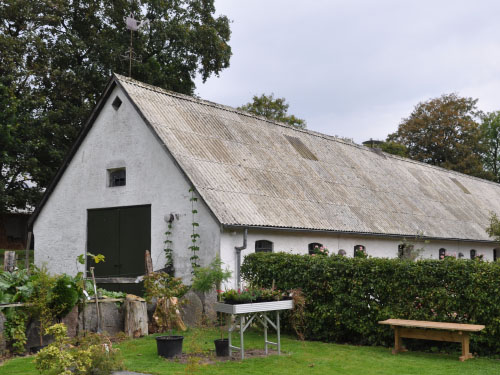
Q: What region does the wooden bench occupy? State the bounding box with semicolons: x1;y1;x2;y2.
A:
379;319;485;361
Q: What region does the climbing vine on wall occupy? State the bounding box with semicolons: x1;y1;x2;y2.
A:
164;219;174;275
189;187;200;273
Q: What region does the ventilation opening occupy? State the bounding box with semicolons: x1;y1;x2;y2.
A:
112;96;122;110
108;168;126;187
450;177;471;194
284;135;318;161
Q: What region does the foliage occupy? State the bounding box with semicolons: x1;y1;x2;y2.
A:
144;272;188;334
486;212;500;243
144;272;188;302
164;220;174;275
3;308;28;354
480;111;500;182
0;268;31;303
77;253;105;266
397;232;428;261
387;93;491;179
241;252;500;355
354;246;368;258
0;268;81;352
221;287;285;304
28;266;58;346
191;257;231;298
379;141;408;157
0;0;231;213
309;244;329;256
188;187;200;272
83;280;127;300
49;275;80;319
34;323;122;375
238;93;307;129
289;289;306;341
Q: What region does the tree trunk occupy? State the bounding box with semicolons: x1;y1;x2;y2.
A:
124;296;148;338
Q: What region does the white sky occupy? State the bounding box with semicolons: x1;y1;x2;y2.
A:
194;0;500;144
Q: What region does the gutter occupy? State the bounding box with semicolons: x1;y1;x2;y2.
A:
234;228;248;289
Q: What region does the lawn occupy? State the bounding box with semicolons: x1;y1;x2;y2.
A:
0;328;498;374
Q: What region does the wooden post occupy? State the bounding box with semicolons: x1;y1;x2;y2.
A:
460;332;472;361
144;250;153;275
124;295;148;338
25;231;32;271
392;326;406;354
3;251;16;272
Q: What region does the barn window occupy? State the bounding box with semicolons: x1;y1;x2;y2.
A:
112;96;122;110
308;243;323;255
494;248;499;262
398;244;414;259
458;252;464;259
109;168;126;187
255;240;273;253
470;249;476;259
439;248;446;260
354;245;366;258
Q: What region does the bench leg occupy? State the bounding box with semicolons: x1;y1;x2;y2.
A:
392;327;407;354
459;334;473;362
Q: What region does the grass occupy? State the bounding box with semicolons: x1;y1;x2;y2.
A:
0;328;498;375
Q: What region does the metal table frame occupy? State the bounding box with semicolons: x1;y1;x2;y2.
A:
215;300;293;360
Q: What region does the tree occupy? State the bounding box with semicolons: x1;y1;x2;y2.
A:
387;93;491;179
238;93;306;129
480;111;500;182
0;0;232;212
380;141;407;157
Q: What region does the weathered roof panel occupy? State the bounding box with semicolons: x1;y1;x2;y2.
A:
116;74;500;241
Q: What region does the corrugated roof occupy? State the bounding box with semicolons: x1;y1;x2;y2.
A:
116;74;500;241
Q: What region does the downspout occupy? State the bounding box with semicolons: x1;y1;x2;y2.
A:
234;228;248;289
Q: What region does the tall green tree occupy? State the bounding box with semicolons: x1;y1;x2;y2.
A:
238;93;306;129
387;93;491;179
480;111;500;182
0;0;232;212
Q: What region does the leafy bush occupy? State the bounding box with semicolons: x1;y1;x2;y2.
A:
34;323;122;375
241;252;500;356
50;275;80;319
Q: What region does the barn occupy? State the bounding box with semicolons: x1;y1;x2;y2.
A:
30;74;500;287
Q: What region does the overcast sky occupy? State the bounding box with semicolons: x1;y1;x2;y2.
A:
194;0;500;144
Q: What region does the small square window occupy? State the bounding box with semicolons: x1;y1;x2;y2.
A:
109;168;126;187
112;96;122;110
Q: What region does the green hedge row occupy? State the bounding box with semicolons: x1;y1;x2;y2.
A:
241;253;500;356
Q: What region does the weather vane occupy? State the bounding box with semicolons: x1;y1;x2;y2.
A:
122;13;149;77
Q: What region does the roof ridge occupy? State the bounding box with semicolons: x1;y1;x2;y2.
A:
114;73;358;144
115;73;500;189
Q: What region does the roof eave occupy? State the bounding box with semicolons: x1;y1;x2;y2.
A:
222;224;498;244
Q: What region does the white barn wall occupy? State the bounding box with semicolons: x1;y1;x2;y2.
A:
33;85;220;282
220;228;497;288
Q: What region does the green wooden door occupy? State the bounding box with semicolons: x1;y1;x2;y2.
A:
87;205;151;277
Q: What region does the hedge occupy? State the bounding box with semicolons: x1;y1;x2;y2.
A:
241;253;500;356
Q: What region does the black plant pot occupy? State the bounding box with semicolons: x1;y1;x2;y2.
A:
156;335;184;358
214;338;229;357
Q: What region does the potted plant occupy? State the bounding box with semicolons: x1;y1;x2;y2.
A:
191;257;232;356
144;272;188;358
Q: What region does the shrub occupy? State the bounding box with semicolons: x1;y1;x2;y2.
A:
34;323;122;375
241;252;500;356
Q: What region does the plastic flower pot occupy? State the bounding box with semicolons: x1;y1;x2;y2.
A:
214;338;229;357
156;335;184;358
